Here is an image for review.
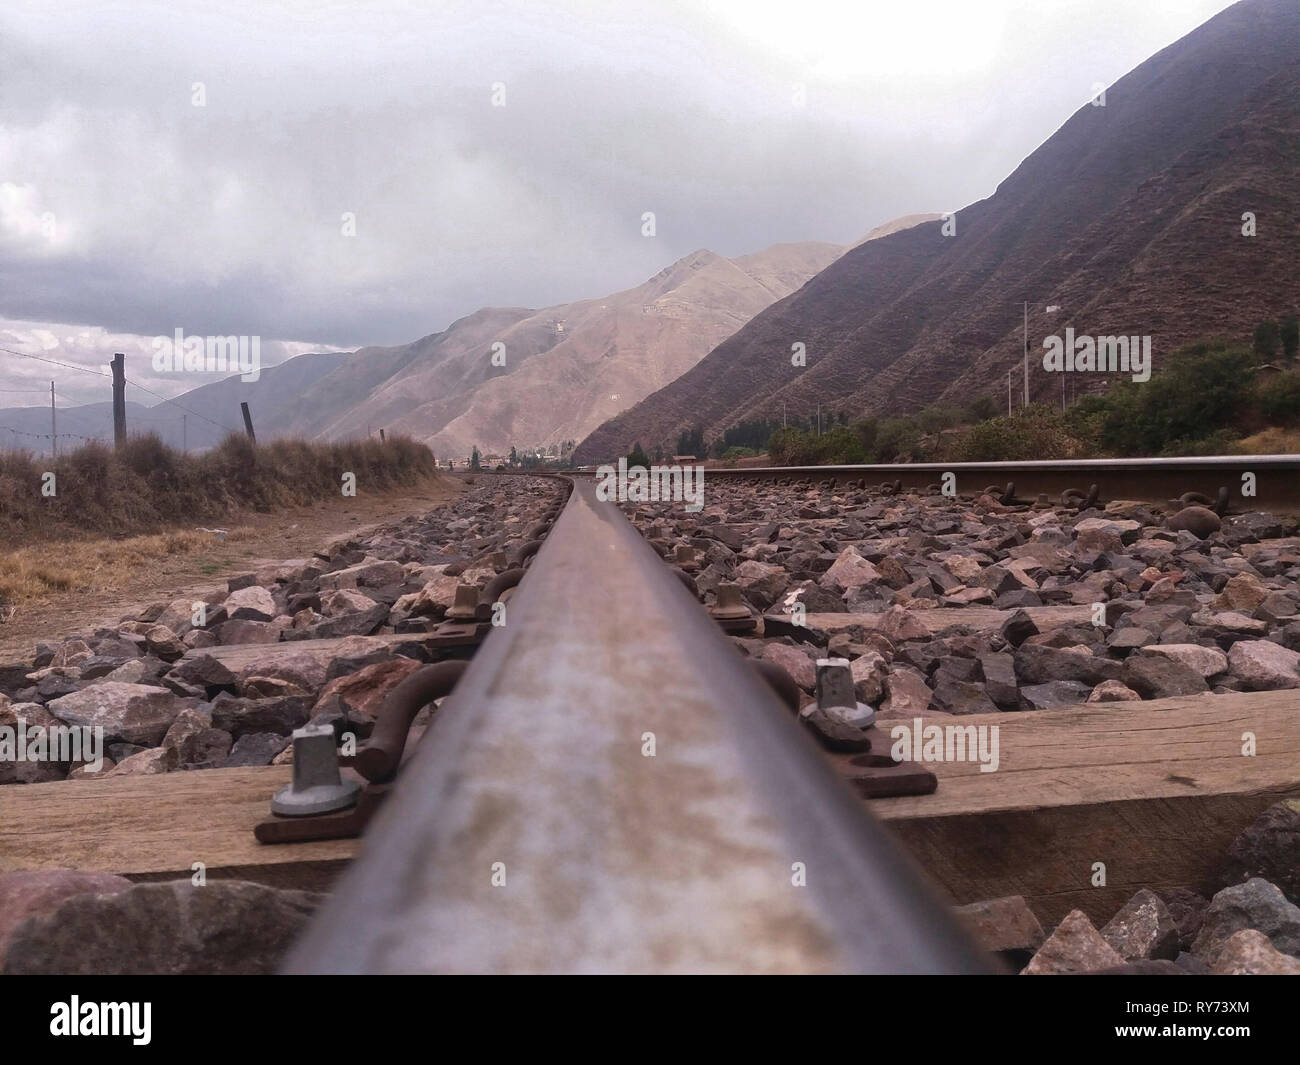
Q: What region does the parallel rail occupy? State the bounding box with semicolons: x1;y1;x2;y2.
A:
579;454;1300;512
286;476;992;974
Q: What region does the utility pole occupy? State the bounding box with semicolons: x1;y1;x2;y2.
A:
1022;302;1029;407
240;402;256;443
1007;370;1012;416
111;352;126;449
816;403;821;436
182;415;187;453
50;380;56;457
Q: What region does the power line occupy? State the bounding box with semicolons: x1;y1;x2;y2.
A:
122;375;239;433
0;424;102;444
0;344;239;434
0;346;113;378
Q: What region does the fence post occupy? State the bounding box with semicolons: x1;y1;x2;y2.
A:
111;353;126;448
240;402;256;444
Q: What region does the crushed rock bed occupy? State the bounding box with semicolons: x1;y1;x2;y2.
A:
0;475;563;782
624;481;1300;718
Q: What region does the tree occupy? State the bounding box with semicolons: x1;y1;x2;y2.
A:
964;395;999;423
626;442;650;469
470;447;481;470
1254;320;1281;360
1281;315;1299;364
509;446;518;466
675;426;704;458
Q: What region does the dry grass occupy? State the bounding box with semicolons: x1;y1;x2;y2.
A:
0;431;436;545
1232;427;1300;455
0;526;256;607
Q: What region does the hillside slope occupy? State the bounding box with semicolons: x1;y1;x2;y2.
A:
283;241;845;460
574;0;1300;462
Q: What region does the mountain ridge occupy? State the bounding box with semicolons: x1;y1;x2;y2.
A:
572;0;1300;463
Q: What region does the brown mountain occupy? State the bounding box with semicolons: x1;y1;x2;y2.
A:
573;0;1300;463
415;243;848;460
146;242;845;458
277;241;844;461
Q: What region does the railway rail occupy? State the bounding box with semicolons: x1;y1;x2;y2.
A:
586;454;1300;512
285;455;1299;973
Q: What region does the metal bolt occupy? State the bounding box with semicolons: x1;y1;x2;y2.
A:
709;582;751;620
271;723;361;816
446;583;480;620
674;544;698;572
814;658;875;729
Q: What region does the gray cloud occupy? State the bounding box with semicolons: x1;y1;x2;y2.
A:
0;0;1236;405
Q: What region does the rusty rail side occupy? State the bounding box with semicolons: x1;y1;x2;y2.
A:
285;477;992;974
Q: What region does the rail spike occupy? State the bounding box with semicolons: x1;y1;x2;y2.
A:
1179;487;1231;516
1060;483;1099;511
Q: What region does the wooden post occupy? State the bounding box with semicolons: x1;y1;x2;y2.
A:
50;380;56;457
379;428;386;444
240;402;256;443
111;353;126;449
182;415;187;453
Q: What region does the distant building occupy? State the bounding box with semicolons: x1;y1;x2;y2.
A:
672;454;698;464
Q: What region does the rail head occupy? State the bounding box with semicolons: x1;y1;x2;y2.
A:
286;477;992;974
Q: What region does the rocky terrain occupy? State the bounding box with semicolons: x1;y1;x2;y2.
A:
626;479;1300;716
622;476;1300;974
0;475;563;784
0;473;568;972
958;817;1300;975
3;471;1297;974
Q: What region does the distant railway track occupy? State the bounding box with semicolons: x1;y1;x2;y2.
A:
576;453;1300;512
281;456;1300;972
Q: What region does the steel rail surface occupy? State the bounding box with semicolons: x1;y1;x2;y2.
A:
286;478;992;974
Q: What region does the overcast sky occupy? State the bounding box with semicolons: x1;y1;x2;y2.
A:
0;0;1237;406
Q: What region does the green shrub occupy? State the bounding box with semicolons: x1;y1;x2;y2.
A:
1254;370;1300;425
1095;342;1256;456
954;405;1078;461
963;395;1000;423
1254;320;1281;359
766;426;866;466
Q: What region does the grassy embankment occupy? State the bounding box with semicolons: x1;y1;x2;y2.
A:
0;432;437;608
